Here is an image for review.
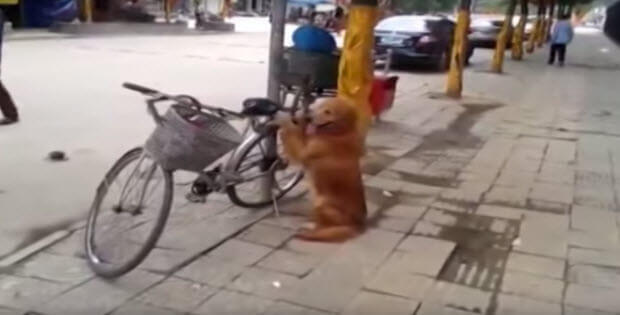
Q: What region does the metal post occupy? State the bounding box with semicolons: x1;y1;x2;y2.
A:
267;0;286;101
261;0;287;201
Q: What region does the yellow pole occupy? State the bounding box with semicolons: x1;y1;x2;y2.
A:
511;0;528;60
84;0;93;23
446;0;471;98
337;0;378;136
492;0;517;72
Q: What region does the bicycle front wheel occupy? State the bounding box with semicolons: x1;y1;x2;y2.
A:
85;147;173;278
226;131;304;208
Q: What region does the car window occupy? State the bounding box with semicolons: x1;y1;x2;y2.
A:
375;16;430;33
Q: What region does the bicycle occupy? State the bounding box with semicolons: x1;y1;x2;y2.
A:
85;82;307;278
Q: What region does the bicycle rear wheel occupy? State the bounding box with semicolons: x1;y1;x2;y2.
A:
85;147;173;278
226;131;304;208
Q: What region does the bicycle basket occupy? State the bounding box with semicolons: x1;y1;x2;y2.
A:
145;105;242;172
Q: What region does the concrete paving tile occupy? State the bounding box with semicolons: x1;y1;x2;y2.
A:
376;216;418;233
529;183;573;204
424;281;491;314
0;275;71;310
111;301;182;315
263;301;329;315
342;291;420;315
564;305;618;315
257;249;321;277
193;290;273;315
227;267;301;300
569;248;620;268
37;269;163;315
396;236;456;277
568;264;620;289
476;205;525;220
12;252;92;285
364;267;434;300
136;277;217;313
175;256;245;287
495;294;561;315
237;223;295;248
505;252;565;280
500;271;564;303
565;284;620;314
384;204;428;219
206;239;272;266
484;186;529;208
280;229;402;313
415;303;476;315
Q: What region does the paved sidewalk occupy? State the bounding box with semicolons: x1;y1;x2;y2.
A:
3;31;620;315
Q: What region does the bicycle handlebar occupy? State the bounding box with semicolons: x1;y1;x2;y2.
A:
122;82;245;121
123;82;159;95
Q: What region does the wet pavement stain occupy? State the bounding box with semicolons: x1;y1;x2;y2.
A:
362;148;399;176
414;208;520;315
406;105;498;156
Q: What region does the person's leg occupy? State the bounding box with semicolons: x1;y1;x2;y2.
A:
558;44;567;66
548;44;557;65
0;80;18;124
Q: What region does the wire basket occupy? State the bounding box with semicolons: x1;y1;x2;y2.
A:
145;105;242;172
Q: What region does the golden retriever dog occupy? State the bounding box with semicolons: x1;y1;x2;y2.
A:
279;98;367;242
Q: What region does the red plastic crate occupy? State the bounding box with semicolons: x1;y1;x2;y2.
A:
369;75;399;116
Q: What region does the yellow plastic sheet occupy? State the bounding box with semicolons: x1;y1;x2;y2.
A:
338;5;378;136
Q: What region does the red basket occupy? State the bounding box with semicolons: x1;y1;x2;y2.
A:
369;75;399;116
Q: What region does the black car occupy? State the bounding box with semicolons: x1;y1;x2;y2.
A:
374;15;473;70
469;16;535;49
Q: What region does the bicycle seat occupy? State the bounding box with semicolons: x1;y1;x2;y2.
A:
242;98;282;116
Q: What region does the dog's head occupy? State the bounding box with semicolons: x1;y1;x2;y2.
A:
307;98;358;136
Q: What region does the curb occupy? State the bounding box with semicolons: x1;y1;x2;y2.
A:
0;230;71;272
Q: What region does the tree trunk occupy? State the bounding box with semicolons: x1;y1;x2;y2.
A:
446;0;471;98
526;0;543;53
536;2;548;47
511;0;528;60
337;0;378;135
545;0;556;42
492;0;517;72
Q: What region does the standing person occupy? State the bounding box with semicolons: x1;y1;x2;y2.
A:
0;7;18;125
548;13;574;66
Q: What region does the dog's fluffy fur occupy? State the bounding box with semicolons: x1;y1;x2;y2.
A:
279;98;367;242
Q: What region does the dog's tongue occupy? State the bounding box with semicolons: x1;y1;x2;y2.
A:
306;124;317;135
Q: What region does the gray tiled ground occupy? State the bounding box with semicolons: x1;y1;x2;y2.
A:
5;37;620;314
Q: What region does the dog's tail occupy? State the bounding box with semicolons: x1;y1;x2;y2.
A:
295;226;361;242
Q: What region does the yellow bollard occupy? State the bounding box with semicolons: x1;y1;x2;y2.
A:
84;0;93;23
337;1;378;136
446;5;470;98
165;0;172;23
